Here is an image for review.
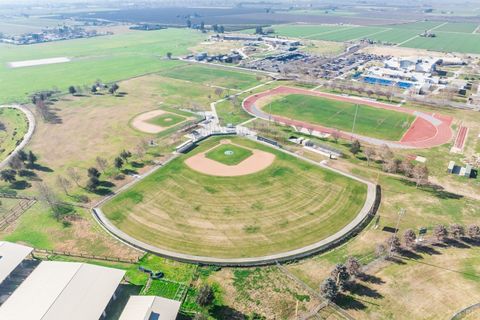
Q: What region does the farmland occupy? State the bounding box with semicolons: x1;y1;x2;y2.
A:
263;21;480;54
0;28;207;104
265;94;415;141
101;136;367;258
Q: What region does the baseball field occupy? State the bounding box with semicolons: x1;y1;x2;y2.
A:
264;94;415;141
101;136;367;258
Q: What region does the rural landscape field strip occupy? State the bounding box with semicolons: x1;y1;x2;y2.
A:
101;137;368;259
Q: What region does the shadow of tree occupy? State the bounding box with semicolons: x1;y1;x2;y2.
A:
399;179;463;199
335;293;367;310
10;180;31;190
210;305;247;320
346;282;383;299
445;238;471;249
399;248;423;260
415;244;441;256
358;273;385;285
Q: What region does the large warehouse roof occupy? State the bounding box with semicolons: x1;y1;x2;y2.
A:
0;261;125;320
119;296;181;320
0;241;33;285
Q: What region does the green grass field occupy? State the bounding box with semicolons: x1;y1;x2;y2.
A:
148;113;185;127
0;28;207;104
0;108;28;162
261;22;480;54
267;94;414;141
159;64;263;90
205;143;253;165
101;136;367;258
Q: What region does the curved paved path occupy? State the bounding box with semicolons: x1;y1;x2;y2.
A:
243;86;453;149
0;105;36;169
92;138;379;266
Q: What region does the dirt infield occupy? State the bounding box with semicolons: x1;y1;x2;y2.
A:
184;140;275;176
243;86;453;149
131;109;183;134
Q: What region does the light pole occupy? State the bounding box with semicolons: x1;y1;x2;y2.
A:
389;208;406;257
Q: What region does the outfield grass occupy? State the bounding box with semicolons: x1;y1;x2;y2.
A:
147;113;185;127
0;108;28;162
0;28;207;104
266;94;414;141
205;143;253;165
159;64;263;90
102;136;367;258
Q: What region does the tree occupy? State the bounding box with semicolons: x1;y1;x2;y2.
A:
91;85;97;94
67;167;81;187
331;130;340;143
378;144;393;162
434;224;448;241
320;278;338;301
349;139;361;155
8;155;24;170
467;224;480;240
193;314;208;320
186;19;192;28
17;150;28;162
68;86;77;95
27;151;37;169
375;243;387;258
166;52;172;59
196;284;214;307
214;87;224;98
95;157;108;173
86;177;100;191
401;161;414;177
0;169;16;184
383;158;401;174
387;235;401;254
345;256;361;277
255;26;264;35
109;83;119;95
200;21;205;30
403;229;417;248
412;165;429;188
120;150;132;163
218;25;225;33
450;223;465;239
87;167;101;179
114;157;124;169
330;264;350;290
56;176;72;195
37;182;63;220
363;147;375;166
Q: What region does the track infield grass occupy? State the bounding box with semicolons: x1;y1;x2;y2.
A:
205;143;253;165
0;108;28;163
101;137;367;258
266;94;415;141
147;113;186;127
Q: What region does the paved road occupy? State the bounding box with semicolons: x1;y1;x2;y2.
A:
0;105;36;170
92;139;379;266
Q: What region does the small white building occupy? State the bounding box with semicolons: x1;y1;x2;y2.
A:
119;296;181;320
0;261;125;320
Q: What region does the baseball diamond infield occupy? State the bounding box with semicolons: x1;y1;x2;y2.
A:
131;109;187;134
243;86;453;149
96;136;379;265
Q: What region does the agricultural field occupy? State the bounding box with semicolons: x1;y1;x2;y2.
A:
0;17;79;36
101;136;367;258
0;28;207;104
265;94;415;141
0;107;28;162
158;64;265;91
262;21;480;54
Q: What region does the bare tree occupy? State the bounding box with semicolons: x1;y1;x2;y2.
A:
37;182;62;220
434;225;448;242
345;256;361;277
331;130;340;143
450;224;465;239
401;161;414;178
95;157;108;173
375;243;387;258
403;229;417;248
412;165;429;188
383;158;402;173
378;144;394;162
467;224;480;240
67;167;81;187
56;176;72;195
387;235;401;254
364;147;376;166
214;87;224;98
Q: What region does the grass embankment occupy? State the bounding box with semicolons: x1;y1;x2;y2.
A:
0;108;28;162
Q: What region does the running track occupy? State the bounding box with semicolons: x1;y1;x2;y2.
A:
242;86;453;149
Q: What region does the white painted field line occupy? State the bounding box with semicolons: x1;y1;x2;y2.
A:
303;26;358;39
396;21;448;47
349;28;391;42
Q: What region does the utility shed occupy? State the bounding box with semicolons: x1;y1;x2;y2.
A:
119;296;181;320
0;242;33;285
0;261;125;320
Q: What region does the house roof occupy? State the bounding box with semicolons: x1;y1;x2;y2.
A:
119;296;181;320
0;241;33;285
0;261;125;320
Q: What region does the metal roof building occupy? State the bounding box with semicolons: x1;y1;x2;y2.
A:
0;241;33;285
0;261;125;320
119;296;181;320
